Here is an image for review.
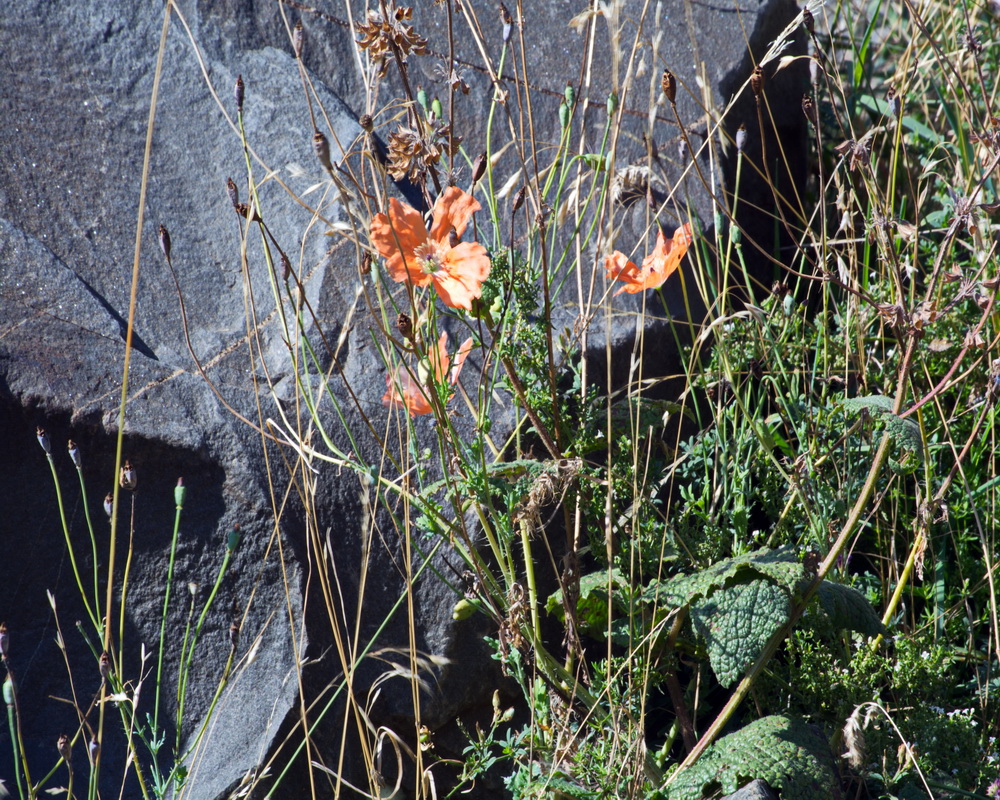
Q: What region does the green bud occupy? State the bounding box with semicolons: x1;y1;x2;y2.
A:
430;97;443;119
607;92;618;116
227;524;241;554
452;597;482;620
3;677;12;706
559;102;570;130
175;478;186;509
564;83;575;107
417;88;429;112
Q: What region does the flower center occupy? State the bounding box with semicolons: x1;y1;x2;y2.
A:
414;241;446;276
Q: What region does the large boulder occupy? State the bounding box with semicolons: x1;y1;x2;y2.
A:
0;1;807;797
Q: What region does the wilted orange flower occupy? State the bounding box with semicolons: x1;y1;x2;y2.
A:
605;222;693;295
383;332;474;416
370;187;491;310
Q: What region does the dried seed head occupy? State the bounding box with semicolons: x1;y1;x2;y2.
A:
313;131;333;171
735;123;748;153
355;5;428;77
89;738;100;763
661;70;677;105
158;224;171;261
802;7;814;34
802;94;817;126
280;252;291;281
235;75;245;113
36;426;51;455
500;3;513;42
57;734;72;763
120;460;137;491
397;313;414;341
226;178;240;210
512;185;526;214
229;620;240;649
0;622;8;660
750;66;764;96
99;651;112;682
472;151;487;184
67;439;82;469
360;250;372;275
292;22;304;58
360;113;374;132
103;492;114;518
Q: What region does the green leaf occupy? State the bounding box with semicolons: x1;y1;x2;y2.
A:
814;581;887;637
657;715;840;800
690;579;789;687
640;545;802;609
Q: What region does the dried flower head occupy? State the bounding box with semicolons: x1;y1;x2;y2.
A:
0;622;8;660
67;440;82;469
386;120;459;183
99;651;112;682
661;70;677;104
356;4;428;77
36;426;51;455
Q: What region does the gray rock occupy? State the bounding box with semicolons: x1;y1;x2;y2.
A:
722;778;780;800
0;0;807;797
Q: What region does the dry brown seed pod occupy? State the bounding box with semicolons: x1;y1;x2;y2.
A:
158;224;171;260
397;313;414;341
750;66;764;96
661;70;676;105
292;22;304;58
120;460;137;491
313;131;333;171
226;177;240;210
235;75;245;113
802;94;817;125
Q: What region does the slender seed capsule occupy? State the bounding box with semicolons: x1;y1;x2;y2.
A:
89;738;100;763
175;478;186;509
313;131;332;171
802;94;817;126
3;678;13;706
750;66;764;96
280;252;291;281
559;102;570;130
99;651;112;682
104;492;114;518
0;622;8;660
803;7;814;34
227;524;242;554
235;75;245;113
472;152;487;184
500;3;513;43
37;426;51;455
226;178;240;210
68;440;82;469
564;83;575;107
292;22;304;58
229;620;240;650
736;123;748;152
158;224;171;260
512;186;526;213
661;70;677;105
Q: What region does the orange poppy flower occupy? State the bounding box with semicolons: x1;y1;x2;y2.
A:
370;187;492;310
605;222;693;295
383;332;474;416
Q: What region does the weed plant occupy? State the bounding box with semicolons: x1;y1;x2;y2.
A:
6;0;1000;798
